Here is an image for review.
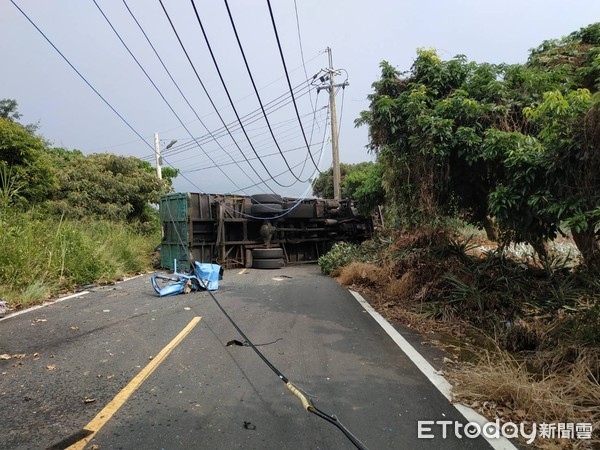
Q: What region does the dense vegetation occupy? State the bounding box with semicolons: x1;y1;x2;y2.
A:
0;100;173;308
319;23;600;447
356;23;600;266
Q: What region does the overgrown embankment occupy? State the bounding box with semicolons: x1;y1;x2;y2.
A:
319;228;599;448
0;209;160;309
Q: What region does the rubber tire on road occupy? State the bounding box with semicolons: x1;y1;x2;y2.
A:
253;258;284;269
250;194;283;205
251;203;282;215
252;248;284;259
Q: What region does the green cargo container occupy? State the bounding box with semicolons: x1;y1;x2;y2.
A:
159;193;190;270
160;193;220;269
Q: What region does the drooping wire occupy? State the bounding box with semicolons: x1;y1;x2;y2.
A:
178;108;327;171
92;0;258;194
142;87;321;163
8;0;155;154
223;0;313;183
160;173;368;449
10;0;323;222
120;0;267;190
265;0;322;173
187;0;300;189
158;0;286;192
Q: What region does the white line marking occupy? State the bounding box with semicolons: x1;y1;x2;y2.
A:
0;291;90;322
349;290;517;450
0;273;148;322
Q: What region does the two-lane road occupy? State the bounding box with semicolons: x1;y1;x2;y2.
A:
0;265;493;449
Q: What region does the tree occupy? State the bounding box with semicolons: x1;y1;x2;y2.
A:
311;161;384;214
45;150;165;222
0;117;56;205
0;99;40;135
356;23;600;264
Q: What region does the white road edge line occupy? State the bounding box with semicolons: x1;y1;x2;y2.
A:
349;290;517;450
0;291;90;322
0;273;149;322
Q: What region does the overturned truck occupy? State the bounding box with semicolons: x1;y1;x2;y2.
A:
159;192;372;269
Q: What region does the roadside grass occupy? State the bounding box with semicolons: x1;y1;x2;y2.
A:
0;209;160;309
448;349;599;449
323;225;599;447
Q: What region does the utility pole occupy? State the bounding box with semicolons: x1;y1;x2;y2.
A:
327;47;341;201
154;133;178;180
154;131;162;180
315;48;348;200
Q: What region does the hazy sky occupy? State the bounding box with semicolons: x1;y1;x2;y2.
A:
2;1;599;196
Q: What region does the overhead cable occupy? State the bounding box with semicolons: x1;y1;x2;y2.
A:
9;0;155;154
224;0;312;183
188;0;300;188
159;0;287;192
265;0;322;173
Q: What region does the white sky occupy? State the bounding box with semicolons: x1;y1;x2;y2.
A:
1;0;599;196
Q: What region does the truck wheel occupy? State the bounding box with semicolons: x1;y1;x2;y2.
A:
252;248;284;259
250;194;283;205
253;258;284;269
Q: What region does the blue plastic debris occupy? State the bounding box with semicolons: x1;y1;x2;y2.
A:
151;260;222;297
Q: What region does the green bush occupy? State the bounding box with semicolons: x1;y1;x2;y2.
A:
318;242;359;275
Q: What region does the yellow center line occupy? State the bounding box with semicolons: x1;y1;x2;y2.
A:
68;316;202;449
238;268;248;275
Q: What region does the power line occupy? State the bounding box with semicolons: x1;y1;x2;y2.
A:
121;0;266;190
188;0;299;188
93;0;260;194
171;108;327;168
140;83;322;162
224;0;312;183
179;106;327;171
158;0;287;192
265;0;322;173
9;0;155;154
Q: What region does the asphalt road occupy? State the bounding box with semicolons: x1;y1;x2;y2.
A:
0;265;492;449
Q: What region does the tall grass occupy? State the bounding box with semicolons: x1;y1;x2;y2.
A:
0;208;160;308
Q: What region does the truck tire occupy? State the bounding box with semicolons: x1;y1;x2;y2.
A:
250;194;283;205
251;203;282;215
253;258;284;269
252;248;284;259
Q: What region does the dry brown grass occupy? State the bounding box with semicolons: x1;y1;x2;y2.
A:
336;261;389;287
448;349;600;448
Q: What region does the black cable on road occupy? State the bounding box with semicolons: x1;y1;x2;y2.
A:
198;281;369;450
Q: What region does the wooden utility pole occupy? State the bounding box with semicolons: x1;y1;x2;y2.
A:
327;47;341;201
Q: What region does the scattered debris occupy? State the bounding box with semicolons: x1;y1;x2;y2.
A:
243;421;256;430
46;365;57;371
0;354;12;360
83;397;96;404
70;326;80;331
151;260;222;297
33;318;47;323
